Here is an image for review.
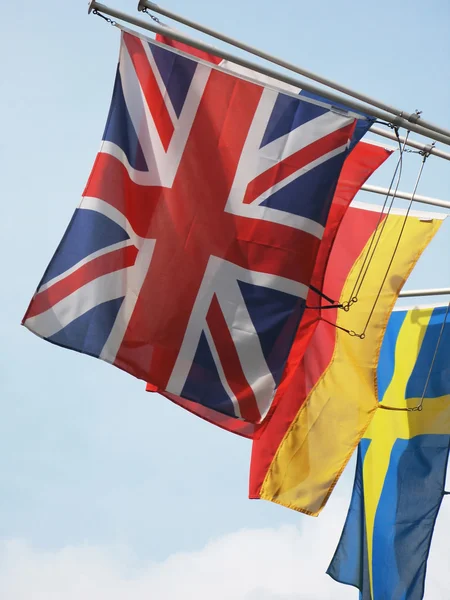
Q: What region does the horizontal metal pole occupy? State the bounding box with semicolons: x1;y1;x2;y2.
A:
361;184;450;210
138;0;450;141
89;3;450;147
399;288;450;298
370;126;450;162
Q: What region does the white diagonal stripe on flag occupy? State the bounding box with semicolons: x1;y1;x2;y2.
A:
167;256;306;398
24;271;129;338
81;198;143;248
37;239;135;293
214;276;276;417
204;323;242;419
249;144;349;207
100;237;156;363
117;42;211;187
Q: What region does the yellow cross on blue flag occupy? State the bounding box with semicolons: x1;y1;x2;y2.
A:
327;303;450;600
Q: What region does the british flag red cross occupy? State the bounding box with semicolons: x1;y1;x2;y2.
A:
23;30;358;424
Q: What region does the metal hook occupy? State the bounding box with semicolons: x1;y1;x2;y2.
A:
92;8;117;26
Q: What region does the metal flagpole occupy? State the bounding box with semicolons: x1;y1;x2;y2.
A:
88;2;450;147
137;0;450;141
399;288;450;298
88;3;449;305
370;127;450;163
360;185;450;211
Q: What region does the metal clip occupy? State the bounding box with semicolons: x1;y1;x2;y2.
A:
141;6;162;23
408;110;423;125
420;142;435;158
92;8;117;26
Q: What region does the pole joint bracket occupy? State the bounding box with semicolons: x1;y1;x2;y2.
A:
420;142;436;159
408;109;423;125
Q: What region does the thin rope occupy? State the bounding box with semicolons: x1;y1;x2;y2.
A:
343;128;406;309
342;129;409;312
379;302;449;413
415;301;450;411
305;285;343;310
306;303;343;310
320;317;357;336
309;285;337;305
305;303;343;310
378;404;410;412
354;148;431;340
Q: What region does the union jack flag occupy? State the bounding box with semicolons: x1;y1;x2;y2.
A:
23;30;360;424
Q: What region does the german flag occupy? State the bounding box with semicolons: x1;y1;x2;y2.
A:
249;201;445;515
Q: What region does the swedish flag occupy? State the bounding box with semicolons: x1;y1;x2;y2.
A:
327;304;450;600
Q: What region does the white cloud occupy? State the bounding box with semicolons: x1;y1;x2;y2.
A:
0;494;448;599
0;517;354;600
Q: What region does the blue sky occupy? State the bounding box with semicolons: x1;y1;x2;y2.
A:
1;0;449;597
